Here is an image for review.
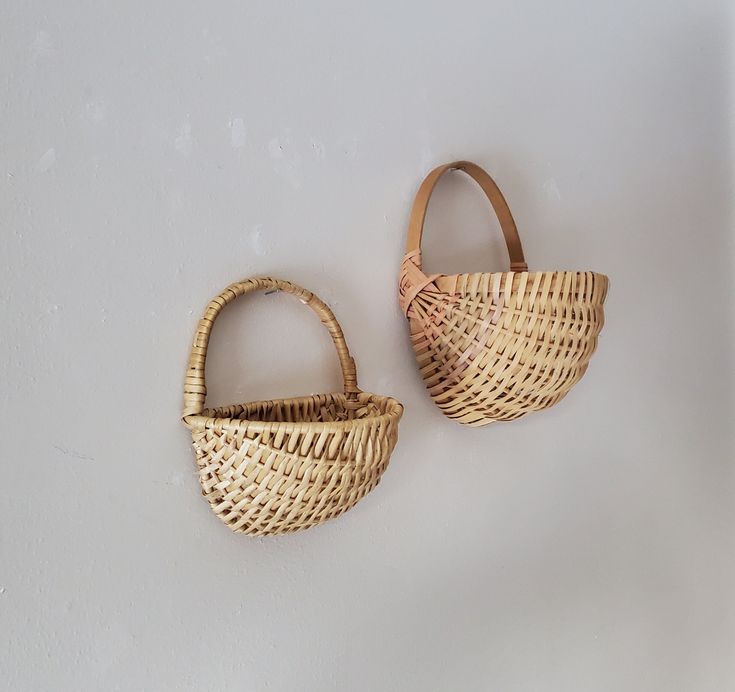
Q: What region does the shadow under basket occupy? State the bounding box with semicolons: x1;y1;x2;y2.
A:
399;160;608;426
182;278;403;536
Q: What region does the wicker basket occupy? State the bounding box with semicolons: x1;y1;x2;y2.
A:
399;161;608;426
182;277;403;535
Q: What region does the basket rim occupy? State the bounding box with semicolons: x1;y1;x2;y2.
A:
429;269;609;296
182;390;404;433
434;269;609;280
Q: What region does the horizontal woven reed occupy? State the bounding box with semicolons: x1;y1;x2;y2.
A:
399;161;608;426
183;277;403;535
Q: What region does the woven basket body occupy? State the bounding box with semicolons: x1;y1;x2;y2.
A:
399;161;608;426
183;277;403;535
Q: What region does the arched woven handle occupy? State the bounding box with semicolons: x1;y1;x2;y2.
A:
406;160;528;272
182;277;359;419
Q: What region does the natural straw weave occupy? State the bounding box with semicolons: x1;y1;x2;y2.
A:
183;277;403;535
399;161;608;426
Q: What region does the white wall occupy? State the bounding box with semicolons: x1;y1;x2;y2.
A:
2;1;733;690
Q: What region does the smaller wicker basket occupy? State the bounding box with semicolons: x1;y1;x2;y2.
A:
399;161;608;426
182;277;403;536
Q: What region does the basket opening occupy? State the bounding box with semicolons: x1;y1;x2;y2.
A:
205;392;399;425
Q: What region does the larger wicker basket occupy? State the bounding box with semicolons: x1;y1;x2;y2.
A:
183;277;403;535
399;161;608;426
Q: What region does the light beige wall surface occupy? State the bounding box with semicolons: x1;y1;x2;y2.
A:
1;1;733;690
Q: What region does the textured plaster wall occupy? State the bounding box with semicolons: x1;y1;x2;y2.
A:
1;1;733;690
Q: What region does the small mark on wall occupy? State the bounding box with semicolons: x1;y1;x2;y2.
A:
53;444;95;462
175;122;193;156
419;146;435;174
83;100;106;124
154;472;186;487
311;139;326;161
250;224;268;257
416;128;435;173
200;27;225;64
268;138;284;159
543;177;562;201
230;118;246;149
30;30;54;65
38;148;56;172
267;134;302;188
341;137;359;161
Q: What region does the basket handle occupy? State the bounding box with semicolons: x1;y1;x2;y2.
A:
405;160;528;272
182;277;359;419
